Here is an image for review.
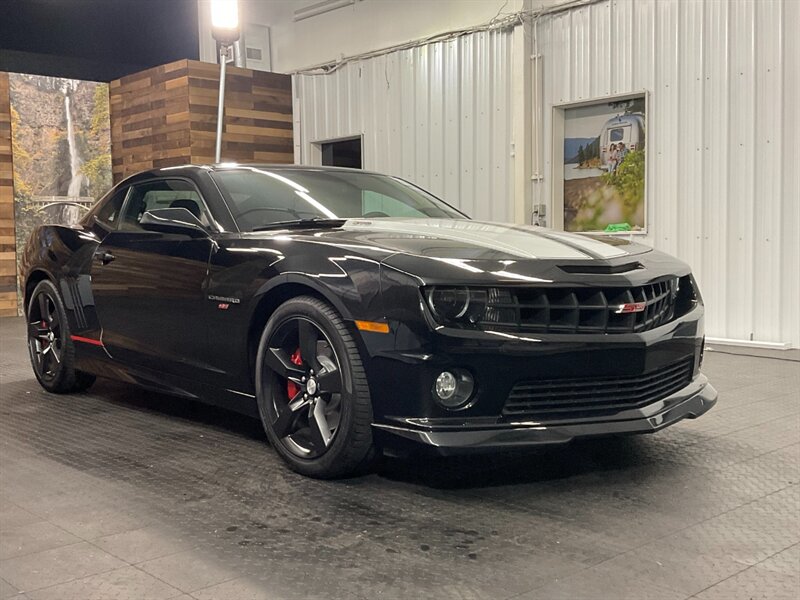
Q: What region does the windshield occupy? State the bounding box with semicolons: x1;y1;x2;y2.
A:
212;167;466;231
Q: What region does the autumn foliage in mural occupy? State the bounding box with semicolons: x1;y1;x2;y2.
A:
9;74;112;311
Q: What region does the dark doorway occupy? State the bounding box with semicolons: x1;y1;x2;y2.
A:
320;138;362;169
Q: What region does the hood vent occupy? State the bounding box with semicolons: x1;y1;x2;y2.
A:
559;262;643;275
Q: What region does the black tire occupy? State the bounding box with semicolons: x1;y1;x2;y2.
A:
255;296;376;479
26;279;96;394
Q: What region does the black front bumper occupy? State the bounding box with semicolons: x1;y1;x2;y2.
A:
373;375;717;455
358;296;713;455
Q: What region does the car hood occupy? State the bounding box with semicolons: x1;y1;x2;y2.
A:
238;218;681;286
317;218;668;285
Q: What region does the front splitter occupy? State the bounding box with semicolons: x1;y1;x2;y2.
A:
373;379;718;455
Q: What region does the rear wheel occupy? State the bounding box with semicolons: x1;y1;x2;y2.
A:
255;296;375;478
27;280;96;393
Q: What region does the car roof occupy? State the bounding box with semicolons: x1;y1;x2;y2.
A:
157;164;385;176
112;163;388;189
109;164;398;205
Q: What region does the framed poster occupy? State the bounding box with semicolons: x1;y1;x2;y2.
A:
553;93;647;233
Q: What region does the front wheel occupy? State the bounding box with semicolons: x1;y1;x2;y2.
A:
27;279;96;394
255;296;375;478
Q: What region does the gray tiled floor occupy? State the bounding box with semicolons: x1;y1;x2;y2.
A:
1;317;798;599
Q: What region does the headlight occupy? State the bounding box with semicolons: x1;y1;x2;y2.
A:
675;274;701;315
424;286;487;324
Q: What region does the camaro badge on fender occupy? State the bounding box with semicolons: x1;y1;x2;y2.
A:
208;294;241;304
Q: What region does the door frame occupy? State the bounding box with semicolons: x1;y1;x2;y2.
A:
308;134;364;168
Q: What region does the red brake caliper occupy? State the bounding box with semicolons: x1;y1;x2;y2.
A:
286;348;302;399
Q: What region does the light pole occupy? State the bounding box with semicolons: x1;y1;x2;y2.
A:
210;0;240;163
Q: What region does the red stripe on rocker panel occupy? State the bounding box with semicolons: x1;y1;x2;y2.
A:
70;335;104;347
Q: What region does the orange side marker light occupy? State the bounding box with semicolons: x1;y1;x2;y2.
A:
354;320;390;334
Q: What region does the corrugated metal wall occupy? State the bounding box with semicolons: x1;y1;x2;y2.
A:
534;0;799;347
293;0;798;347
294;29;515;222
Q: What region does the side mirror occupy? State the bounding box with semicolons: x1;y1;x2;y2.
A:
140;208;208;238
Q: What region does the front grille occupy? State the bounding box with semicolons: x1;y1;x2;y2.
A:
503;358;694;420
480;277;688;334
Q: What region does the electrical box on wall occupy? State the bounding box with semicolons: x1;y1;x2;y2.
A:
532;204;547;227
243;24;272;72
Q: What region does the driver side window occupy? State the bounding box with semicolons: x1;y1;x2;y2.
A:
90;186;129;229
119;179;212;231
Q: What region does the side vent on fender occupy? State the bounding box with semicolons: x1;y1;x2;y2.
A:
61;278;88;329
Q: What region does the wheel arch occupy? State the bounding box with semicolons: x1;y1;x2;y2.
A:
24;269;55;314
246;278;356;385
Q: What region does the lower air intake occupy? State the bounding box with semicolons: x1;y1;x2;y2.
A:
503;358;694;420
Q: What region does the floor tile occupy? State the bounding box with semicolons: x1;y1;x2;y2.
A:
25;566;181;600
137;551;239;593
0;505;41;530
0;542;125;592
0;577;21;599
0;521;80;560
692;564;799;600
515;566;686;600
94;526;193;564
191;577;286;600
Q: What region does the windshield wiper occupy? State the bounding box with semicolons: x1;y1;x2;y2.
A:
251;218;346;232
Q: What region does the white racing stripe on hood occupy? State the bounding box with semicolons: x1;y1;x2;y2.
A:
340;219;609;260
538;230;630;259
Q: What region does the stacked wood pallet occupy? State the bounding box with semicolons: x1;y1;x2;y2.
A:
110;59;293;183
0;72;17;317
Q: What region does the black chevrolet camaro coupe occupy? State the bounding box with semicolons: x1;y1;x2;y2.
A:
21;164;717;478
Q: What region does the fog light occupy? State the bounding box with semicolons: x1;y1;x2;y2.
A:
435;371;457;401
433;369;475;409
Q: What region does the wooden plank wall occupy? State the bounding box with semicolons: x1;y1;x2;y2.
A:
187;61;293;165
109;60;192;182
110;59;293;183
0;72;17;317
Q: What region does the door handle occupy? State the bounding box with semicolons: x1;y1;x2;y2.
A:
94;250;116;265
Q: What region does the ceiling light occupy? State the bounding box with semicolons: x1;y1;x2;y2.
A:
211;0;240;44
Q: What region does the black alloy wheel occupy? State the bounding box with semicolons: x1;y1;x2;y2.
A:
264;316;343;457
256;296;375;478
27;279;96;393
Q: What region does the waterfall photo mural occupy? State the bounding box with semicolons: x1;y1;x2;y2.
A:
8;73;111;312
